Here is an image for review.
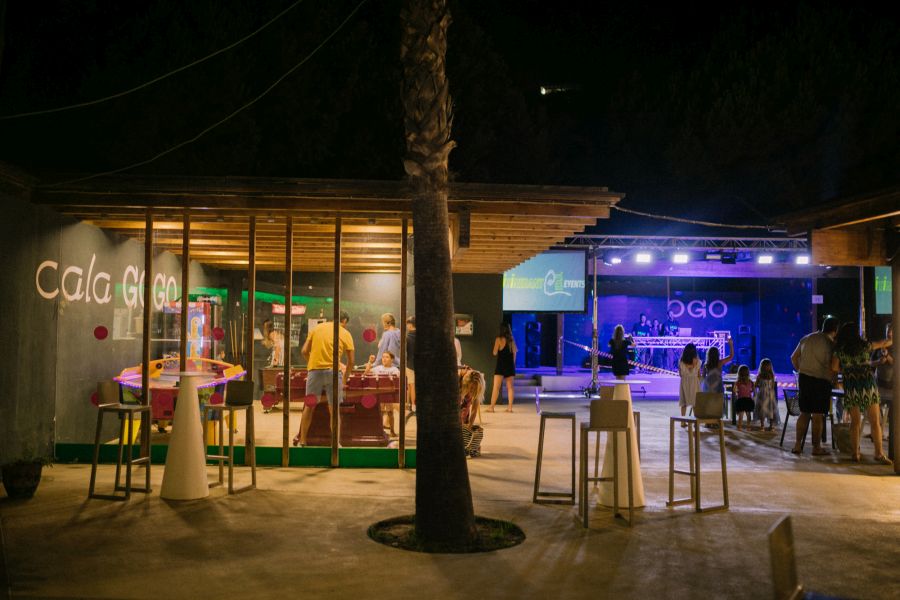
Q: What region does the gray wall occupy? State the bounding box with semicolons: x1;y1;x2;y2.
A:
452;274;503;397
2;196;224;450
0;197;60;463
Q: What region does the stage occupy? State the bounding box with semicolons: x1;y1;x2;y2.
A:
515;367;796;399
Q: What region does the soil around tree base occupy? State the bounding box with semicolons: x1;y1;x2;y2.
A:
368;515;526;553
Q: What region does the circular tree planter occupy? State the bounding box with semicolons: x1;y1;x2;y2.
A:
368;515;525;553
2;461;44;499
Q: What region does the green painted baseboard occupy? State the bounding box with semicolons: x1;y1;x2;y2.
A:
55;443;416;468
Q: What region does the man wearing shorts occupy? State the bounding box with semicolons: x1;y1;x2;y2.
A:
294;310;354;446
790;317;838;455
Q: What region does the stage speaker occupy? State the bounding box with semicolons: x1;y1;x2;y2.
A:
737;346;754;366
738;324;752;336
525;321;541;367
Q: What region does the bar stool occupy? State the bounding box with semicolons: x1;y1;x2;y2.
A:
88;381;152;500
593;408;641;475
202;380;257;494
532;411;576;504
579;399;634;527
668;392;729;513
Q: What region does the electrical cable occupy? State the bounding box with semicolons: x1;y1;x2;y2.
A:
0;0;305;120
41;0;369;188
612;205;780;231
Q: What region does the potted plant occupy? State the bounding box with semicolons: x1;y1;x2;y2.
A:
2;443;53;500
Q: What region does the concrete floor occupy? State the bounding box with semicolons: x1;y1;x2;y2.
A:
2;396;899;600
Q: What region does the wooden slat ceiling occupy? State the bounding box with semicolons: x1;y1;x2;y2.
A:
29;174;623;273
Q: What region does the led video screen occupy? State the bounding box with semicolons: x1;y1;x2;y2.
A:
875;266;892;314
502;251;586;312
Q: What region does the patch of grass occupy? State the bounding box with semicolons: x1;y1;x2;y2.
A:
368;515;525;553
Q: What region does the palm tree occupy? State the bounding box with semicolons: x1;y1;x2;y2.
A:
400;0;476;546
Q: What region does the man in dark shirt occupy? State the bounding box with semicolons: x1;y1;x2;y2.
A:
664;310;680;369
632;313;650;368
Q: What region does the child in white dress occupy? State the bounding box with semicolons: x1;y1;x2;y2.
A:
678;343;701;418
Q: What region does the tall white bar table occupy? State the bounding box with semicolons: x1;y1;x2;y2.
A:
160;372;210;500
596;379;646;508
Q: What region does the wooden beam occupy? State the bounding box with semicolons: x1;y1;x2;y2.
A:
811;228;887;266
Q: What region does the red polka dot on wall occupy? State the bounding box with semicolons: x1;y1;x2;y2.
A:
94;325;108;340
363;328;377;343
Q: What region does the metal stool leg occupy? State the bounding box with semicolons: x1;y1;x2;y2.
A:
719;422;729;509
113;413;126;493
533;415;546;503
88;408;104;497
123;412;134;500
248;407;257;489
693;422;702;512
625;427;634;526
580;428;589;527
570;415;575;504
612;431;619;521
227;408;235;494
668;418;675;505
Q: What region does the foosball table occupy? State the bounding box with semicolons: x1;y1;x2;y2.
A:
270;370;401;447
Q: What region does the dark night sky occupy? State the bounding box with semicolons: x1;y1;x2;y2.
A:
0;1;897;230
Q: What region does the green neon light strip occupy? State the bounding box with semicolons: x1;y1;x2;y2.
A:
54;443;415;468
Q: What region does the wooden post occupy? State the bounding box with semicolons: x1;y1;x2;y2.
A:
892;260;899;473
331;218;342;468
246;216;256;467
399;218;409;468
247;216;257;381
141;210;153;458
179;210;190;372
282;217;293;467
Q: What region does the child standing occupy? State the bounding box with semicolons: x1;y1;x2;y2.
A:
733;364;755;431
678;343;701;418
754;358;778;431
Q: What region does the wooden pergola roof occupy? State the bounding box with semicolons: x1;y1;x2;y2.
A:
18;172;623;273
778;186;900;266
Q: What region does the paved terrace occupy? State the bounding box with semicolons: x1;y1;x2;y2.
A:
2;396;898;599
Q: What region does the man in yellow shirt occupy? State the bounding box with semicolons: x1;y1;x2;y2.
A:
293;311;355;446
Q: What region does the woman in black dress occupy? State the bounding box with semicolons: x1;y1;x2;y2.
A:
609;324;633;379
488;322;518;412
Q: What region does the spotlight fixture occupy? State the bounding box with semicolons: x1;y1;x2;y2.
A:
672;253;689;264
795;255;810;265
610;257;622;265
757;255;774;264
721;253;737;264
635;252;652;264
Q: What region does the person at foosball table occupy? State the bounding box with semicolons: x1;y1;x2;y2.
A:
364;351;401;436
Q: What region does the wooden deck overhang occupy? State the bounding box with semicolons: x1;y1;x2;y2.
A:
21;173;623;273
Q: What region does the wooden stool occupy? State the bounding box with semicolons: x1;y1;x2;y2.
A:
88;381;152;500
202;380;257;494
593;409;641;476
667;416;729;513
533;411;576;505
579;400;634;527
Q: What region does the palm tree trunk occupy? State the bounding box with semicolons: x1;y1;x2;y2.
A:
401;0;476;546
